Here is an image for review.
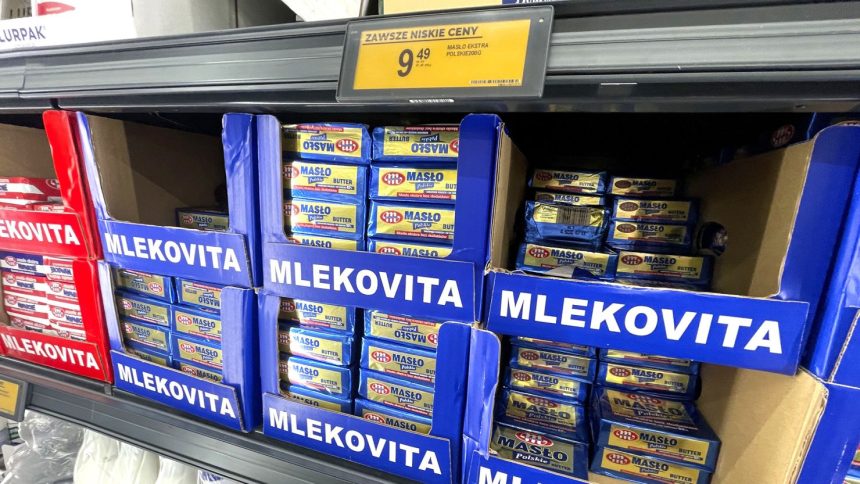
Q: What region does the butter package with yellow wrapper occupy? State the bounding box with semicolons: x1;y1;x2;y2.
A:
529;169;607;194
490;421;589;480
281;384;353;413
287;233;365;251
609;177;678;198
113;268;175;302
607;221;692;253
613;198;698;225
363;310;442;350
358;370;434;417
535;191;605;206
282;123;371;164
510;337;596;358
597;362;698;400
116;292;171;327
173;334;223;370
616;251;713;288
283;160;367;203
506;364;590;402
372;125;459;163
524;201;608;247
355;398;432;434
287;356;353;398
289;326;355;367
286;198;365;240
591;447;711;484
126;341;171;367
176;207;229;232
600;349;701;374
279;298;356;333
361;338;436;385
368;202;455;244
498;388;588;442
176;359;223;383
175;278;222;311
369;165;457;203
367;239;452;259
592;387;719;471
172;305;221;342
509;344;597;380
516;242;617;280
121;319;170;353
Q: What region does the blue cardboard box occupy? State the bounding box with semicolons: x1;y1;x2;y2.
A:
78;113;261;287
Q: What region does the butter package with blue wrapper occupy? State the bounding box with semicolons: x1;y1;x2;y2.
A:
173;334;223;370
535;191;605;206
279;298;356;333
358;370;434;417
364;310;442;350
511;337;595;358
490;421;589;480
610;177;678;198
116;292;171;327
516;242;617;280
355;398;432;435
176;359;223;383
369;165;457;203
371;125;459;163
509;344;596;380
176;207;229;232
530;169;607;194
361;338;436;385
613;198;698;225
281;384;353;413
616;251;713;287
592;387;719;471
113;268;174;302
524;201;608;246
282;123;371;164
498;388;588;442
289;327;355;366
121;319;170;353
591;447;711;484
287;233;365;251
283;160;367;203
506;365;590;402
597;362;698;400
367;239;452;259
607;221;692;253
287;356;353;398
600;349;701;374
368;202;455;244
286;198;365;240
172;305;221;342
126;341;171;367
175;278;222;311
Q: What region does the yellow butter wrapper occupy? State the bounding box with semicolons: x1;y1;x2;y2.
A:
377;126;459;161
370;203;455;242
286;199;361;237
530;169;605;194
369;239;452;259
287;234;362;251
364;311;442;350
121;320;169;353
282;123;367;161
596;448;706;483
518;242;614;278
532;203;606;227
605;423;712;468
362;373;434;417
602;362;695;398
284;161;362;198
175;337;223;370
614;198;695;223
372;166;457;201
177;361;223;383
610;177;677;197
282;390;345;412
534;191;605;206
126;347;169;366
279;298;354;332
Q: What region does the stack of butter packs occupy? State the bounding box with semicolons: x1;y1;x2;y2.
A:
278;124;459;433
113;268;227;383
517;170;714;290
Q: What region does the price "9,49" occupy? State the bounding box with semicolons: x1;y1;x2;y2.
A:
397;48;431;77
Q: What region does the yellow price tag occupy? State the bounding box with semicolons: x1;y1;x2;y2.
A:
0;379;20;416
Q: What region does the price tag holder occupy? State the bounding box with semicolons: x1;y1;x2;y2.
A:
0;375;28;421
338;6;553;102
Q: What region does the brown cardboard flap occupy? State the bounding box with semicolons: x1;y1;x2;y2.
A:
489;128;528;270
0;124;54;179
87;115;224;227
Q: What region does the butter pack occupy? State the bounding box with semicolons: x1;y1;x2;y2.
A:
176;358;223;383
355;398;432;435
606;221;692;253
173;334;223;370
113;268;175;302
0;252;43;275
360;338;436;385
509;344;597;380
524;201;608;246
126;341;172;367
363;310;442;350
172;305;221;342
613;198;698;225
281;384;353;413
609;177;678;198
371;125;459;163
283;160;367;203
516;242;617;280
591;447;711;484
600;349;700;374
597;362;698;400
529;169;607;194
286;198;365;240
175;278;222;311
42;256;74;283
510;337;595;358
287;356;353;398
279;298;357;333
121;319;170;353
358;370;434;417
490;422;589;480
368;202;455;244
592;387;719;470
282;123;371;164
287;233;365;251
369;165;457;203
498;388;588;442
116;292;171;327
506;365;590;402
367;239;452;259
616;251;713;287
176;207;229;232
2;272;47;299
534;192;605;207
289;326;355;367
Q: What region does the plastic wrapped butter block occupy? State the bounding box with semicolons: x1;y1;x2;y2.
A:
363;310;443;350
289;326;355;367
529;169;607;194
113;268;174;302
524;201;608;247
497;388;589;442
282;123;371;164
360;338;437;385
285;198;365;240
596;362;698;400
515;242;617;280
358;370;434;417
369;164;457;203
490;421;589;480
368;201;455;244
354;398;432;434
371;125;459;163
283;160;367;203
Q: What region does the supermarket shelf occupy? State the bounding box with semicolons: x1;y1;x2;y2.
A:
0;1;856;112
0;357;411;484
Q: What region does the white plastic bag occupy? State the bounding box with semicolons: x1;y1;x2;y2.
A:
155;457;197;484
73;429;120;483
281;0;362;20
197;470;239;484
1;411;83;484
109;442;159;484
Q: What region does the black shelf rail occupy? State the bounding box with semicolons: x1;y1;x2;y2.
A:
0;357;412;484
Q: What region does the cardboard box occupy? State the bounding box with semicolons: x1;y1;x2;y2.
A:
484;125;860;374
76;112;260;287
